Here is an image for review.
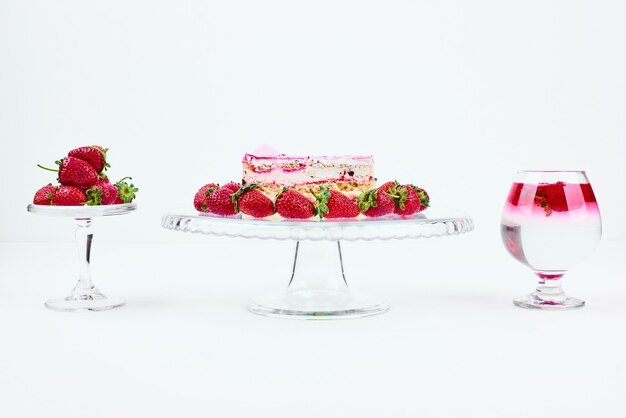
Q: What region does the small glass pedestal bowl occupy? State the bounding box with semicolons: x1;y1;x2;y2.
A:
27;203;137;312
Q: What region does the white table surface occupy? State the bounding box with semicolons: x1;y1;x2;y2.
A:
1;234;624;418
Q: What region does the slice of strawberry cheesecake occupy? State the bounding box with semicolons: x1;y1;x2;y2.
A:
242;145;376;199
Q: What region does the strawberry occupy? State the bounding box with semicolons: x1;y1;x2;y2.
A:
85;179;119;205
194;183;219;212
312;187;359;219
103;183;120;205
206;184;238;216
410;185;430;212
222;182;241;193
68;145;109;173
54;186;86;206
38;157;99;188
233;184;275;218
115;177;138;203
77;175;110;193
33;184;56;205
534;182;580;216
384;181;420;216
275;188;315;219
357;188;395;217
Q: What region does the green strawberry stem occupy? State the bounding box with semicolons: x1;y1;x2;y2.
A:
204;186;217;197
85;187;103;206
385;181;408;210
310;187;330;219
357;189;379;212
115;177;138;203
37;164;58;173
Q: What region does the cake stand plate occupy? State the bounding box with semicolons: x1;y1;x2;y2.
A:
28;203;137;312
162;208;473;320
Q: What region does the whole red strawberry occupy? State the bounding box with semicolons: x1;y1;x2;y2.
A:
384;181;420;216
533;182;578;216
275;188;315;219
194;183;219;212
357;188;395;217
54;186;86;206
85;179;119;205
233;184;275;218
206;184;238;216
68;145;109;173
38;157;99;188
33;184;56;205
312;187;359;219
410;185;430;212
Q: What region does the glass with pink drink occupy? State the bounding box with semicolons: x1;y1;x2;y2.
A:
501;170;602;309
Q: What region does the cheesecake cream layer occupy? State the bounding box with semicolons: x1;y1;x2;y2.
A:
243;154;375;191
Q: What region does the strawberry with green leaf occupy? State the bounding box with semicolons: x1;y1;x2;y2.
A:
85;179;120;205
232;184;275;218
312;187;359;219
382;181;420;216
33;184;56;205
206;183;238;216
38;156;99;188
68;145;110;174
357;188;395;217
275;188;315;219
410;185;430;212
194;183;219;212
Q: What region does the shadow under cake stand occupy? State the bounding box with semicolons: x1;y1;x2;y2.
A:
162;208;474;319
27;203;137;312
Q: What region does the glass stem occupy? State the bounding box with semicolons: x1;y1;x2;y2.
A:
534;275;566;303
286;241;349;294
70;218;99;299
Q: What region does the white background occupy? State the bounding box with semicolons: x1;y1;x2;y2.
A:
1;0;625;243
1;1;625;418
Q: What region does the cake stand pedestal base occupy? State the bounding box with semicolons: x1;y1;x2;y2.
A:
247;241;389;319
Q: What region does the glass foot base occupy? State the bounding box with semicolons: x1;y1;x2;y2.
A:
513;294;585;310
45;295;125;312
248;290;389;319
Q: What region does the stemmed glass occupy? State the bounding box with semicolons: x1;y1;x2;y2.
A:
501;170;602;309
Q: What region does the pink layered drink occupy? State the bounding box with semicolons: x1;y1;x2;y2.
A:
501;181;601;277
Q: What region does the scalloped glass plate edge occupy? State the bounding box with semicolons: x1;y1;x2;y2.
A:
28;203;137;217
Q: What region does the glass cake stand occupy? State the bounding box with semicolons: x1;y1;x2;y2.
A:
27;203;137;312
161;208;474;319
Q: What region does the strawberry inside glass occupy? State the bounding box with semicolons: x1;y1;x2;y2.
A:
501;171;601;310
